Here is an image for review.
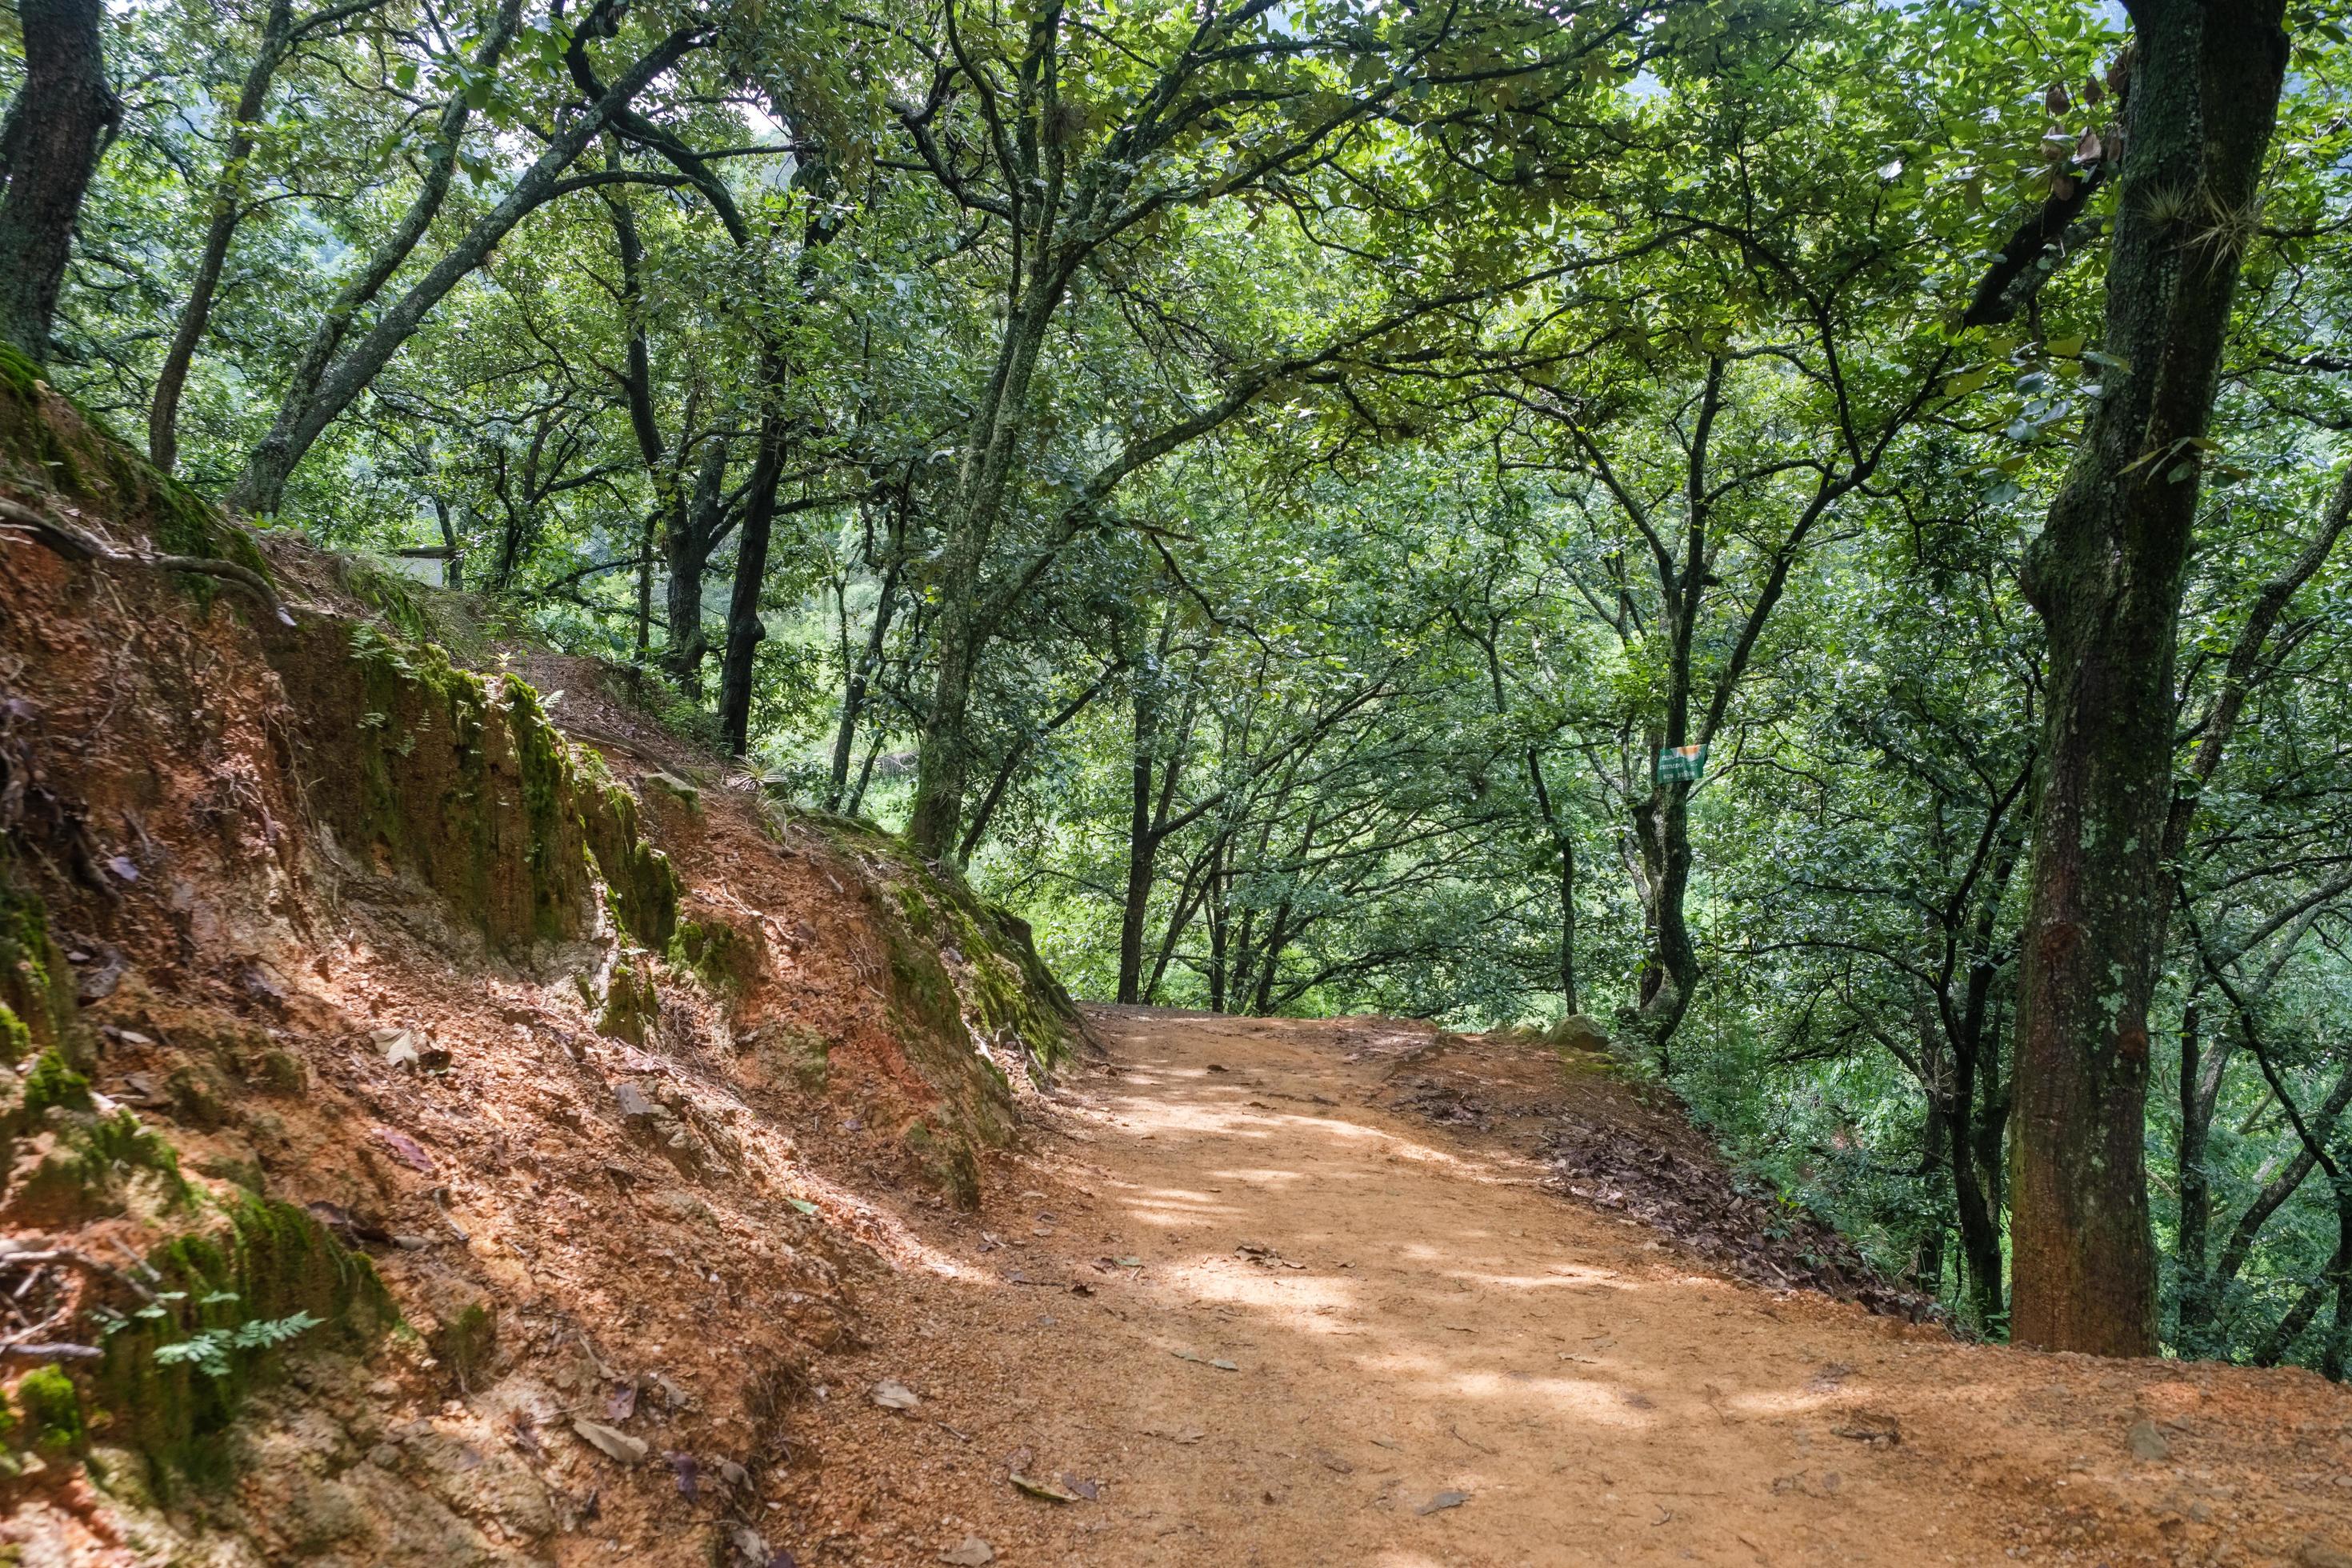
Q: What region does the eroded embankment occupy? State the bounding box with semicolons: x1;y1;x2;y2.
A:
0;360;1082;1566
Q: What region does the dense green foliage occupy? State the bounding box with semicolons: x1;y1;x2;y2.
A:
9;0;2352;1366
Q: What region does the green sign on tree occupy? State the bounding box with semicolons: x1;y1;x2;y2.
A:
1656;745;1708;784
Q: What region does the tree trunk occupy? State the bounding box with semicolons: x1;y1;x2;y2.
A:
2008;0;2290;1357
0;0;120;364
718;406;785;757
226;5;686;515
150;0;294;470
433;497;463;590
2326;1184;2352;1382
1620;360;1718;1063
1206;843;1230;1014
846;728;886;817
2177;1001;2216;1352
1118;654;1163;1005
666;436;726;698
2199;1062;2352;1342
906;298;1060;858
829;556;901;807
1949;1090;2006;1329
907;622;981;861
2255;1206;2352;1368
1918;1099;1950;1294
606;185;678;664
1526;749;1578;1014
1632;778;1700;1062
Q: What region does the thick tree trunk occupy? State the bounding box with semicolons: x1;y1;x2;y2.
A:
1632;778;1699;1062
0;0;121;364
2008;0;2289;1356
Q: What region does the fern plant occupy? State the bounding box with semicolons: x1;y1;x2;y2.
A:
146;1298;325;1378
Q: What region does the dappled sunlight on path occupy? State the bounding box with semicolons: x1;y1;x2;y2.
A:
1010;1010;1998;1565
812;1009;2352;1566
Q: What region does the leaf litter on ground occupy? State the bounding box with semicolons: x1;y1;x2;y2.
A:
1010;1471;1082;1502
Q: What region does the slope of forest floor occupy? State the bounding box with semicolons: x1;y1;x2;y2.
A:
0;369;1086;1566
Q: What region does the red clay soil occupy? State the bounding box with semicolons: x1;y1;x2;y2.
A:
0;442;1046;1566
794;1009;2352;1568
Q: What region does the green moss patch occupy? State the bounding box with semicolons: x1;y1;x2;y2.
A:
674;917;755;994
598;956;659;1044
14;1366;86;1454
90;1196;395;1490
0;881;80;1066
582;778;680;951
261;624;676;954
0;348;274;614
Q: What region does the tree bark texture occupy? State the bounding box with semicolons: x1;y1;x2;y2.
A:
0;0;120;363
2008;0;2289;1356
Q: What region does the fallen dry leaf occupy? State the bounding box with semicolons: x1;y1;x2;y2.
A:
571;1418;647;1465
1010;1471;1081;1503
372;1126;435;1174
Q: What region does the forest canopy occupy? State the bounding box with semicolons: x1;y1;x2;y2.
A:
5;0;2350;1369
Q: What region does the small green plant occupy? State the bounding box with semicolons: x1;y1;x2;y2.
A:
146;1300;324;1378
346;620;420;679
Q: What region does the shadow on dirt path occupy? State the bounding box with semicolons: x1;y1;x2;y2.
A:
794;1009;2352;1567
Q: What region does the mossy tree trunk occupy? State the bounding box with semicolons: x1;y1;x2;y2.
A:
2007;0;2290;1356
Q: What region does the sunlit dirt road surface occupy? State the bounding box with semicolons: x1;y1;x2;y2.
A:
798;1008;2352;1567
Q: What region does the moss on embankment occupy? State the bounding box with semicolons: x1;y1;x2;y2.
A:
259;621;678;954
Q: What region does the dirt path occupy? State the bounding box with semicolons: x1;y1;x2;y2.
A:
792;1010;2352;1567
